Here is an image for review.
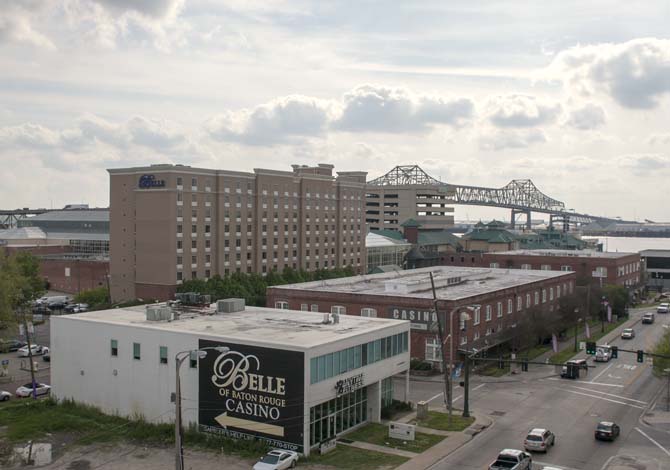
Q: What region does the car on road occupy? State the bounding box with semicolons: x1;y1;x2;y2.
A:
621;328;635;339
523;428;555;452
0;339;27;352
657;303;669;314
253;450;299;470
15;382;51;398
488;449;532;469
594;421;620;441
561;359;588;379
0;390;11;401
594;345;612;362
642;312;655;324
17;345;47;357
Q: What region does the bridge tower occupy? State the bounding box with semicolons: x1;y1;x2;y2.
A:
511;209;532;230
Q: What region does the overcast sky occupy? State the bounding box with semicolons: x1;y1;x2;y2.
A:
1;1;669;222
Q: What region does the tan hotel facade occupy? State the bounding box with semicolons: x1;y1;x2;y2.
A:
109;164;367;302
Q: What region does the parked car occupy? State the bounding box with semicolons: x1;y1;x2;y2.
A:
642;313;655;324
621;328;635;339
657;303;669;314
253;450;299;470
595;421;620;441
43;349;50;362
15;382;51;398
64;303;89;313
523;428;555;452
17;345;47;357
0;390;11;401
0;339;27;352
488;449;532;470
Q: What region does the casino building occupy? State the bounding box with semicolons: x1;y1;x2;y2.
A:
51;300;410;455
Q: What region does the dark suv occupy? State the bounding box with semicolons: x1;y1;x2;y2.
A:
595;421;620;441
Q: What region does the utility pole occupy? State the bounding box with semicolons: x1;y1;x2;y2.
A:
429;272;451;425
20;307;38;399
462;353;470;418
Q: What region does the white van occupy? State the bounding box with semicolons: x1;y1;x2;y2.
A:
595;345;612;362
657;303;669;314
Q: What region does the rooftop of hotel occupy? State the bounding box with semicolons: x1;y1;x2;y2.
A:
53;303;407;350
270;266;573;301
487;249;636;259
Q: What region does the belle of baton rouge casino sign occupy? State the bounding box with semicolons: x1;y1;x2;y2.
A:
138;174;166;189
198;339;305;452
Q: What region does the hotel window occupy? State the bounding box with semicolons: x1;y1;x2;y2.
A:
191;177;197;188
159;346;168;364
177;224;182;234
497;302;502;317
331;306;346;314
485;305;492;321
177;256;182;265
205;225;211;233
473;306;481;325
275;301;289;309
133;342;141;360
517;296;522;311
177;177;183;186
177;272;182;281
507;299;513;314
542;289;547;303
535;291;540;305
192;240;197;249
191;271;196;279
205;239;211;248
361;308;377;318
177;192;183;202
110;339;118;357
550;287;554;301
311;304;319;312
526;293;531;308
191;224;197;233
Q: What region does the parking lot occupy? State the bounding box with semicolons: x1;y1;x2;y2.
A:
0;318;51;399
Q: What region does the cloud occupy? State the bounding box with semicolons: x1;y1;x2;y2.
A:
616;153;670;174
0;2;56;49
91;0;185;20
478;128;547;151
486;94;562;128
334;85;474;133
205;95;332;146
0;123;61;148
547;38;670;109
565;103;606;130
648;133;670;146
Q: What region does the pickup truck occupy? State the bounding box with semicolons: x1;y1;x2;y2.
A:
488;449;533;469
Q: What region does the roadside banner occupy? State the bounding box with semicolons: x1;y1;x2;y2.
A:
585;323;591;339
607;305;612;322
551;334;558;353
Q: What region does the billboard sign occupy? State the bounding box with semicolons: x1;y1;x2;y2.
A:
138;174;166;189
198;339;305;452
388;307;436;331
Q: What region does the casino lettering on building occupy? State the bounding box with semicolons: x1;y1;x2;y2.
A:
267;265;578;367
50;299;410;455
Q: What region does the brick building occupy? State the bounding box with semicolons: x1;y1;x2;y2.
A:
480;250;641;288
267;266;576;366
109;164;367;302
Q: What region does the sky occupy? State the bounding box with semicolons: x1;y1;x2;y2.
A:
1;0;669;222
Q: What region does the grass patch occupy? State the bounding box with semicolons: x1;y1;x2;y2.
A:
344;423;444;454
412;411;474;432
0;399;267;458
304;445;408;470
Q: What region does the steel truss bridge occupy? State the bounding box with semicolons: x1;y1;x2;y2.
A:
0;208;51;229
368;165;637;230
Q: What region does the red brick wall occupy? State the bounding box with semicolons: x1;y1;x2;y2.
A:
267;271;577;362
136;283;177;302
40;259;109;294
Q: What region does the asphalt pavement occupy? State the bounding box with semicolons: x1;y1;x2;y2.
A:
397;307;670;470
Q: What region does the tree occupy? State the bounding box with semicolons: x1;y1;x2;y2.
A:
74;287;110;309
602;284;628;317
652;329;670;377
0;249;45;327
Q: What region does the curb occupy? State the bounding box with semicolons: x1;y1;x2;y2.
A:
639;380;670;435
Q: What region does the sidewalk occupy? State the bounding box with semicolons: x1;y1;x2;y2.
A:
393;411;493;470
642;383;670;433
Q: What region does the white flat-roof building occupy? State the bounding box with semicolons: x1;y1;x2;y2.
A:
51;300;410;455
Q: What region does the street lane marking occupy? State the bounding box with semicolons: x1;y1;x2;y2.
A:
635;427;670;457
568;386;648;404
535;461;582;470
547;378;624;388
590;362;615;382
606;374;623;379
560;389;645;409
426;392;443;403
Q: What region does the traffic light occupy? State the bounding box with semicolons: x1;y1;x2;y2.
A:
637;350;644;363
586;342;596;355
611;345;618;359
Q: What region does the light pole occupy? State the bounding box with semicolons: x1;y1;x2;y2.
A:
175;346;229;470
573;308;581;352
447;306;474;426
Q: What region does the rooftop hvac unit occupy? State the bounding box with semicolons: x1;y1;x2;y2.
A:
146;306;174;322
217;298;245;313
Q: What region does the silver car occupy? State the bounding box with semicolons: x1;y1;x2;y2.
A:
621;328;635;339
524;428;555;452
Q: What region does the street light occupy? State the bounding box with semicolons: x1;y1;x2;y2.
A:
175;346;229;470
573;308;581;352
446;306;476;426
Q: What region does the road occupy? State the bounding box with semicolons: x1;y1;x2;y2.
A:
399;307;670;470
